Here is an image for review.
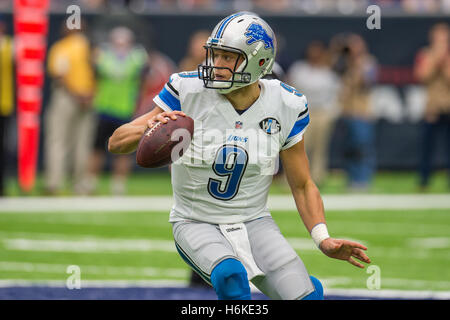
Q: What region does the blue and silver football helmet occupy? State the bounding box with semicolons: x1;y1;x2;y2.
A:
198;12;277;94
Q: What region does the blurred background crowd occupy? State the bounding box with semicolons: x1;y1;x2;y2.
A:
0;1;449;197
2;0;450;14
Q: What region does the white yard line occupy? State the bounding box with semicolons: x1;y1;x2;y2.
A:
407;237;450;249
2;234;448;261
1;261;449;292
270;194;450;211
0;279;188;288
2;238;178;253
1;194;450;213
0;236;345;253
0;261;187;278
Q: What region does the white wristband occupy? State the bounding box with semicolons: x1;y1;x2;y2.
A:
310;223;330;248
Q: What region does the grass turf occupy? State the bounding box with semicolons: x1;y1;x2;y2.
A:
0;209;448;291
2;170;449;292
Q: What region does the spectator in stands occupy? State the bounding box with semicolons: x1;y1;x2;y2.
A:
0;21;13;196
332;33;378;191
44;21;96;195
135;49;177;118
414;22;450;191
86;26;147;195
287;41;340;186
252;0;290;12
178;30;210;72
402;0;441;13
177;0;215;10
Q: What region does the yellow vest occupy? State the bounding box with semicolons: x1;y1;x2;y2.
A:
47;33;95;96
0;36;13;116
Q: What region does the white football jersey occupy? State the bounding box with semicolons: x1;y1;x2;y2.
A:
153;71;309;224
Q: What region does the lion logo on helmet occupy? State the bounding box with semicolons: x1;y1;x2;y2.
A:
244;23;274;51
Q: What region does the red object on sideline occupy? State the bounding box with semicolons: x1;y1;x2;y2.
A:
14;0;49;192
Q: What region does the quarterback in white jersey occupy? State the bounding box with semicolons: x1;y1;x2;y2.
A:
154;72;309;224
109;12;371;300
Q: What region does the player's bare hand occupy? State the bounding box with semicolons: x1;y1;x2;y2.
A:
319;238;371;268
147;111;186;128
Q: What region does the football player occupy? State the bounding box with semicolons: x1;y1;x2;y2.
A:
108;12;371;300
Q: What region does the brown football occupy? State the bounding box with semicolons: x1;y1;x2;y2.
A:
136;115;194;168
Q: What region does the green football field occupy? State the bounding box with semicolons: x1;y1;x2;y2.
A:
1;171;449;295
0;209;449;292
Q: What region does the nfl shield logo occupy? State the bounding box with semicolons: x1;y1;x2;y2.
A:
235;121;243;129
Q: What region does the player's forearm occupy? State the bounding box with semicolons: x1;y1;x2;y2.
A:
280;141;327;233
109;106;164;154
108;123;147;154
290;179;326;233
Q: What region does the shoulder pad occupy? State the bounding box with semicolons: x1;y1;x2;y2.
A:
279;81;308;112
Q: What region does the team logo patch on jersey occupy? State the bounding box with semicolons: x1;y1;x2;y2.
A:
259;118;280;135
244;23;274;51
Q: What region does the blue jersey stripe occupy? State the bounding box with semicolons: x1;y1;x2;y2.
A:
157;86;181;111
287;114;310;139
178;71;199;78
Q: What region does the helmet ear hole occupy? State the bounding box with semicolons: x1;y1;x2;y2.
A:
259;58;265;66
